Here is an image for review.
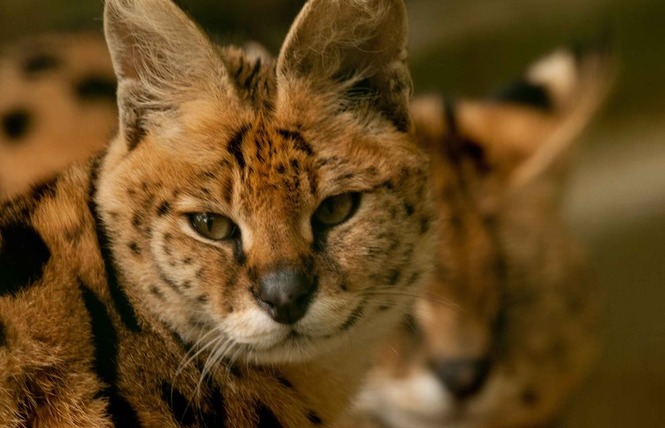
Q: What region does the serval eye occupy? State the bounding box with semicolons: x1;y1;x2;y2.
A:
313;193;360;227
188;213;238;241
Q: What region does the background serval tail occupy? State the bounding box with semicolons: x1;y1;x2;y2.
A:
343;44;613;428
0;32;116;202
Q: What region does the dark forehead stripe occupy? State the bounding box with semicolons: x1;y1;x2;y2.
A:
88;158;141;332
22;53;61;75
491;79;552;111
75;75;117;103
0;223;51;297
277;129;314;156
227;125;250;169
256;402;283;428
1;108;33;142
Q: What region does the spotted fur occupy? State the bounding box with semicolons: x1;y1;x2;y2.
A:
0;32;117;202
343;46;612;428
0;0;435;426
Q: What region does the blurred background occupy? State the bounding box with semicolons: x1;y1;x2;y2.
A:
1;0;663;426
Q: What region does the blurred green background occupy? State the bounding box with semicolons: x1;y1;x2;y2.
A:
1;0;664;426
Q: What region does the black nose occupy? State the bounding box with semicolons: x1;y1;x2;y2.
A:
431;358;491;400
256;269;316;324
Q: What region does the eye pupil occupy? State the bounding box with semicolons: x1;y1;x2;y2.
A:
312;192;360;228
188;212;238;241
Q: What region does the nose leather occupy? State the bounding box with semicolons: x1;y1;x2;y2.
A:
431;358;492;400
256;269;316;324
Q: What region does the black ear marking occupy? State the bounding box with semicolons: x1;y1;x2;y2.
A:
491;80;552;111
0;223;51;297
1;108;33;142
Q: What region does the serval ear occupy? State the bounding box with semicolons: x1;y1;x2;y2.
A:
413;44;612;212
277;0;413;132
460;44;613;190
104;0;233;149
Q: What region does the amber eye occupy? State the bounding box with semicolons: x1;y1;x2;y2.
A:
188;213;238;241
312;193;360;227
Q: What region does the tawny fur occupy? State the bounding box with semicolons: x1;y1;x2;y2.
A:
341;47;611;428
0;0;435;426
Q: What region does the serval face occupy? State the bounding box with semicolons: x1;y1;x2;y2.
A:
97;0;435;365
351;46;610;428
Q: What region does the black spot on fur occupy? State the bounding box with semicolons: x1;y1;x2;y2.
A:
257;402;283;428
201;384;227;427
276;375;294;389
78;281;118;385
131;212;142;230
388;270;401;286
89;160;141;333
404;203;415;216
227;362;242;378
521;388;540;407
0;320;6;347
228;125;249;169
0;223;51;297
158;269;184;295
157;201;171;216
161;383;197;425
30;178;58;202
150;285;165;300
340;301;366;331
108;394;143;427
420;217;431;235
128;242;141;256
307;410;323;425
75;76;117;102
80;281;141;425
22;53;61;75
492;80;552;111
2;108;32;141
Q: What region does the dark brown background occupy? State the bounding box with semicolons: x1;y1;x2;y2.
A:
1;1;664;426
